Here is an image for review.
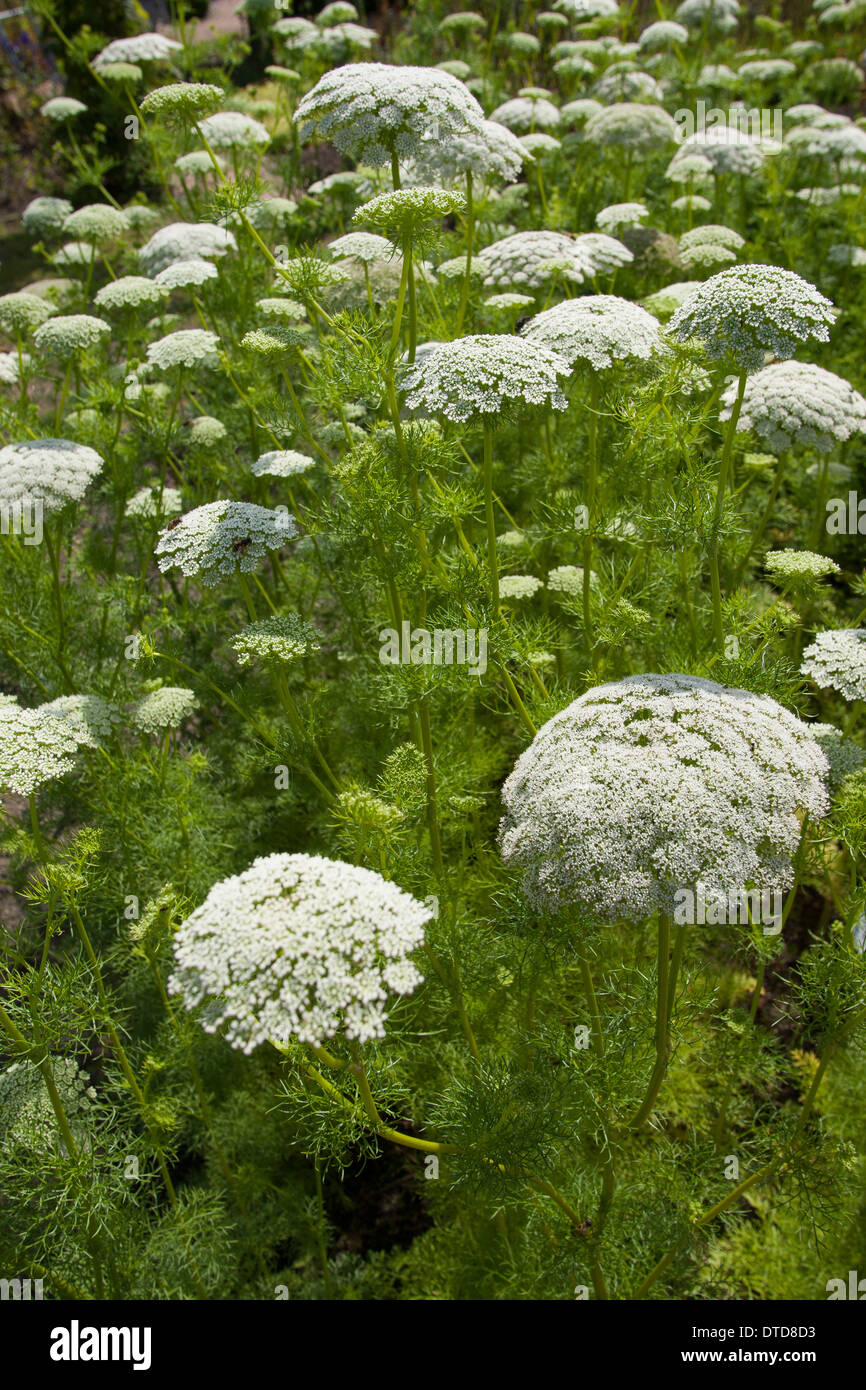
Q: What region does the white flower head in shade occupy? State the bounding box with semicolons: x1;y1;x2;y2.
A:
667;265;836;371
679;224;744;257
0;1057;97;1156
412;119;531;184
130;687;198;734
402;334;569;422
97;61;143;83
175;149;225;177
0;352;26;384
126;486;183;519
272;16;318;51
62;204;127;243
198;111;270;149
93;276;169;312
155;500;297;586
230;614;320;665
0;700;81;795
39;695;122;747
810;722;866;791
168;852;431;1051
519;132;561;158
22;196;73;236
328;232;395;265
317;2;360;24
560;98;603;129
785;124;866;163
153;258;219;290
573;232;633;276
554;0;619;16
584;103;680;156
480;231;592;289
592;70;664;104
51;242;97;270
93;33;182;67
41;97;87;120
521;295;661;372
764;549;840;585
675;0;741;32
801;630;866;702
0;292;57;333
678;126;779;176
353;186;466;234
547;564;598;597
738;58;796;84
139;223;237;275
252;449;314;478
638;19;689;48
672;194;713;214
33;314;111;359
595;202;649;234
499;574;543;600
294;62;486;165
489;96;560;134
145;329;220;372
140;82;223;120
188;415;227;447
0;438;103;512
721;362;866;453
499;673;829;923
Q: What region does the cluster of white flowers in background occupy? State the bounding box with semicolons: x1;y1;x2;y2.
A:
411;119;531;184
252;449;314;478
0;438;103;512
130;686;199;735
500;574;544;600
721;361;866;452
40;695;122;747
145;329;221;373
93;276;169;312
126;486;183;519
93;32;182;68
198;111;271;149
155;500;297;585
33;314;111;358
0;291;57;333
0;1058;96;1156
21;196;73;236
139;222;237;275
479;231;591;289
764;549;840;584
801;630;866;702
499;673;829;922
402;334;569;421
168;853;431;1051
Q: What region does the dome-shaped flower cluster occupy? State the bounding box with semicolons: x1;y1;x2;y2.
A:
677;126;779;176
0;438;103;512
479;231;593;289
0;291;57;334
21;196;73;236
764;549;840;585
573;232;634;276
93;276;169;312
41;97;87;121
198;111;271;149
801;630;866;702
0;1057;96;1156
168;852;431;1051
93;33;182;67
499;673;829;922
40;694;122;747
153;258;219;290
721;361;866;452
126;486;183;519
489;95;561;134
33;314;111;358
638;19;689;48
401;334;569;421
130;686;199;734
139;223;237;275
675;0;740;32
667;264;836;371
596;202;649;234
500;574;544;600
521;295;662;371
140;82;224;120
145;329;220;372
584;103;680;156
410;119;531;184
0;698;83;795
252;449;314;478
154;500;297;585
354;186;466;234
230;614;320;665
294;62;486;165
62;204;127;243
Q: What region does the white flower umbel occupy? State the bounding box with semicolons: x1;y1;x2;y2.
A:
0;439;103;512
153;258;219;290
93;276;169;312
720;362;866;453
0;1057;96;1156
810;722;866;790
168;852;431;1051
0;700;81;795
130;687;198;734
675;0;740;32
62;204;127;243
328;232;395;264
764;550;840;585
489;96;561;134
230;614;320;665
678;126;779;176
596;202;649;234
411;119;531;184
93;33;182;67
145;329;220;372
154;500;297;586
252;449;314;478
198;111;270;149
500;574;543;600
188;416;227;447
667;265;836;372
139;223;237;275
521;295;661;372
140;82;224;120
555;0;619;17
572;233;634;276
801;630;866;702
294;62;486;166
33;314;111;359
0;292;57;334
584;103;680;157
638;19;689;49
126;486;183;519
479;231;592;289
401;334;569;421
41;97;87;121
40;695;122;747
22;196;73;237
499;673;829;922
